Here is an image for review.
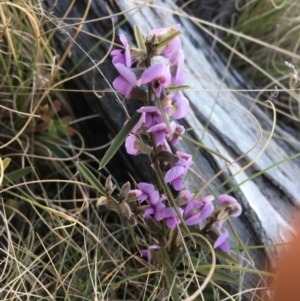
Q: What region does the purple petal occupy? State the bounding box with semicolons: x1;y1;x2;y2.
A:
155;131;166;145
141;249;151;263
119;34;131;67
171;124;185;146
128;189;142;198
154;202;166;221
142;64;167;84
144;207;154;219
218;194;242;217
214;229;230;252
185;214;202;226
149;190;160;205
166;218;177;229
114;63;136;85
147;123;167;133
163;207;183;229
131;113;145;134
172;178;184;191
172;72;187;85
138;182;155;194
113;76;130;96
199;202;214;220
125;134;139;155
111;49;126;65
163;37;181;58
164;166;185;183
170;93;189;119
155;85;163;98
202;195;215;203
179;190;194;202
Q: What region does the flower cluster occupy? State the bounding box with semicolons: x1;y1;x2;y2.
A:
110;25;242;258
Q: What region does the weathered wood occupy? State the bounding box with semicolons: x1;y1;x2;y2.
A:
44;0;300;274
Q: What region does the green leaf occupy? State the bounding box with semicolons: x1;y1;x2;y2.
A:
127;221;141;253
155;31;181;50
99;112;141;169
198;266;237;284
77;161;105;195
166;85;191;92
2;167;33;186
2;158;11;170
160;248;180;301
134;24;146;51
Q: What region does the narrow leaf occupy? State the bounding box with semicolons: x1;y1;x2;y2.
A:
99;112;141;169
134;24;146;51
2;158;11;170
160;248;180;301
166;85;191;92
77;161;105;195
2;167;33;186
127;221;141;253
155;31;181;50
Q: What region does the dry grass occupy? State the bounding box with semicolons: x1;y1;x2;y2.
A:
2;0;298;300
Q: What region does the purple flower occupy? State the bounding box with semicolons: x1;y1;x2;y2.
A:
156;139;172;154
137;106;164;128
130;113;145;134
141;64;171;97
147;121;176;146
214;229;230;252
111;34;131;67
125;134;140;155
137;183;160;205
150;24;182;58
164;92;189;119
141;245;159;263
164;151;193;191
162;207;184;229
218;195;242;217
170;123;185;146
179;189;194;202
145;200;166;221
128;189;142;199
183;195;214;226
113;63;137;98
169;49;186;85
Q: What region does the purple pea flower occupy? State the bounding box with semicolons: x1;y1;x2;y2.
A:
137;106;164;128
218;194;242;217
214;229;230;252
184;195;214;226
130;112;145;134
125;134;140;155
162;207;184;229
164;92;189;119
150;24;182;58
214;194;242;229
156;139;172;154
141;64;171;97
137;183;160;205
147;121;176;146
144;197;167;221
111;34;131;67
164;151;193;191
113;63;138;98
141;245;159;263
170;123;185;146
169;49;187;85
